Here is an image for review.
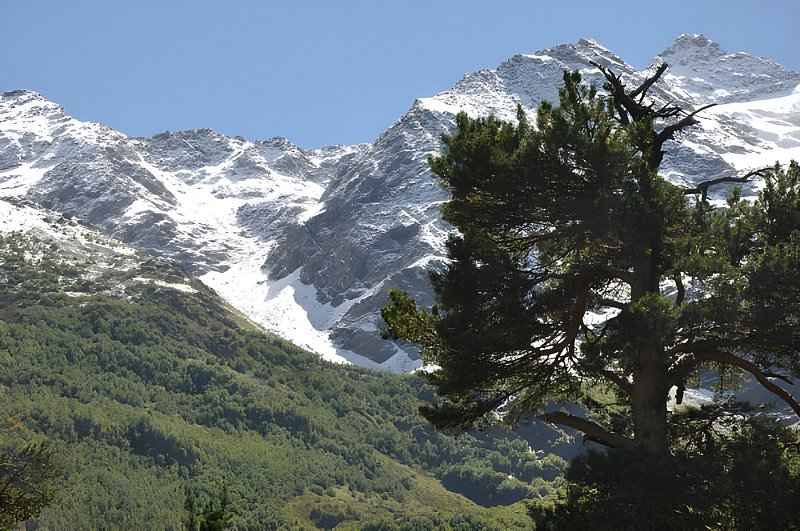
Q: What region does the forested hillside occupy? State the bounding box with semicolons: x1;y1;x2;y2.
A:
0;198;564;529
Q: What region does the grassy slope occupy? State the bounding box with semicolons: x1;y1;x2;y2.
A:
0;221;558;529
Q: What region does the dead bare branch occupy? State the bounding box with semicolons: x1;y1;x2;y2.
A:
655;103;717;144
682;167;771;200
630;63;669;101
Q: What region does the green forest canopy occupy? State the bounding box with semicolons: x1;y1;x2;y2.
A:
0;221;565;529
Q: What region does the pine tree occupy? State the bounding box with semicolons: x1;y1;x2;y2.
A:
382;65;800;464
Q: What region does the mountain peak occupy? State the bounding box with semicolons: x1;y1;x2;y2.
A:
2;89;44;99
533;37;628;73
0;89;67;131
1;89;56;109
654;34;727;67
575;37;607;51
649;34;800;104
540;37;615;58
670;33;725;53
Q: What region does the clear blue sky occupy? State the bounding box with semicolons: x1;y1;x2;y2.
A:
4;1;798;149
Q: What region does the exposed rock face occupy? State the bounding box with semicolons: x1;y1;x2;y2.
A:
2;34;799;370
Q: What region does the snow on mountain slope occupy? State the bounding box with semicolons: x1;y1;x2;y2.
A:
0;196;197;299
417;38;634;120
0;89;370;364
259;35;800;370
700;86;800;170
2;34;799;372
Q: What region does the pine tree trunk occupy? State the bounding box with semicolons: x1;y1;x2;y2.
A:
631;345;669;457
630;248;672;528
631;245;669;458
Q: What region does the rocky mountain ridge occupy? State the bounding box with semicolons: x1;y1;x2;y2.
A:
2;34;799;370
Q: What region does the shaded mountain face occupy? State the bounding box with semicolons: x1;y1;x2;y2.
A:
2;34;799;370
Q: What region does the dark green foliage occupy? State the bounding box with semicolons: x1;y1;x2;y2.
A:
441;464;534;506
676;161;800;366
185;483;231;531
0;419;56;528
384;72;696;431
531;414;800;530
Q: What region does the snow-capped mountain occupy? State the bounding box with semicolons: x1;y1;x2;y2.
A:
2;34;799;371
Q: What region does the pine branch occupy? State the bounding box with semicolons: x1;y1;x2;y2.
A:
597;368;634;395
539;411;634;448
667;338;745;386
590;61;716;171
668;338;746;359
701;351;800;418
599;298;627;310
0;444;36;498
762;371;795;385
669;346;800;419
551;265;636;288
